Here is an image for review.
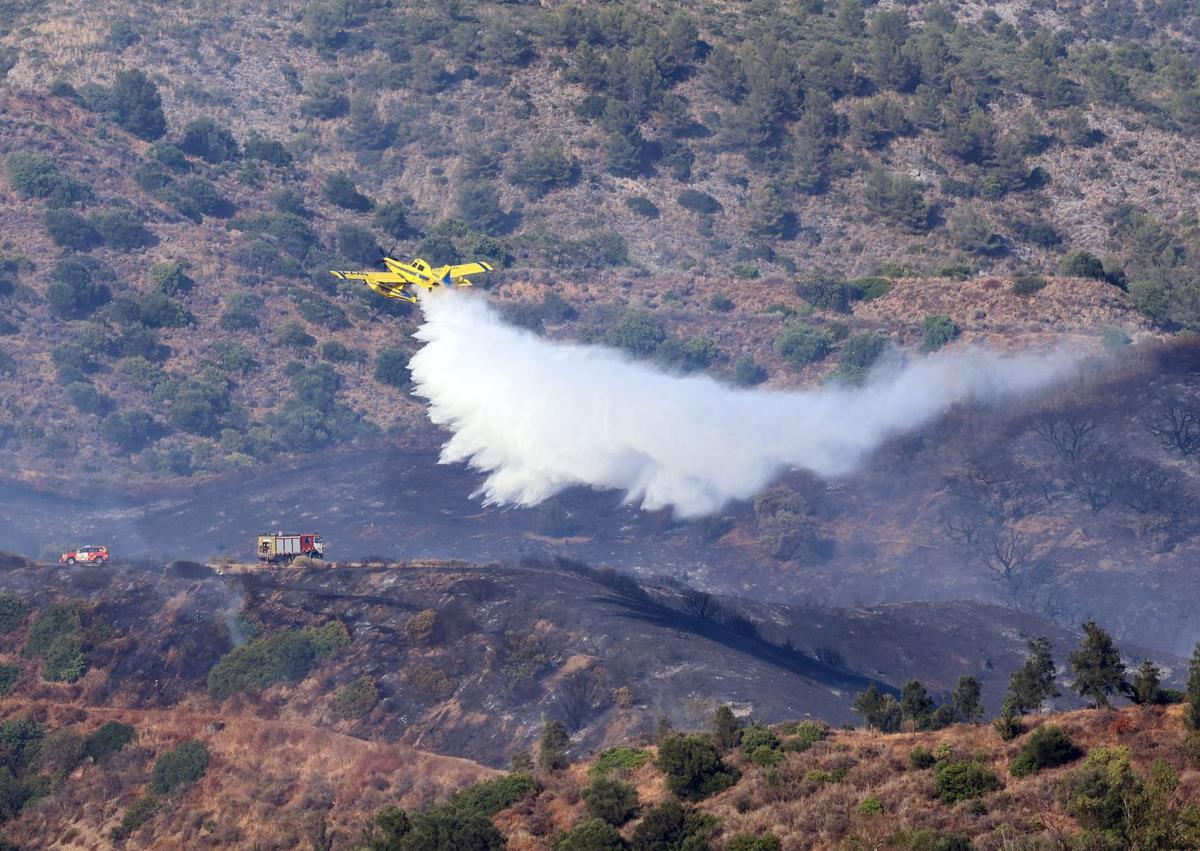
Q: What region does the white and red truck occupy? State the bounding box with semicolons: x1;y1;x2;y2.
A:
256;532;325;563
59;545;109;565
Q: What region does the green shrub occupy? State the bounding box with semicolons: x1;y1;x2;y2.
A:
750;745;783;767
590;747;651;777
133;291;190;328
1011;273;1048;295
909;746;937;770
835;332;887;384
0;595;29;634
0;717;44;776
374;347;410;389
798;274;855;313
1127;280;1168;322
276;321;316;348
66;381;106;413
629;800;711;850
583;776;638;825
150;261;193;295
168;377;230;435
291;288;349;329
554;818;625;851
45;208;101;249
301;73;350;119
656;733;739;800
733;356;767;387
0;665;18;697
852;276;891;301
47;258;109;319
740;725;780;756
336;222;380;264
1058;250;1105;279
107;69;167;140
320;341;367;364
452;773;538;817
625;196;659;218
6;151;92;204
43;634;87;682
510;143;578;198
243;132;292;166
84;721;135;761
210;341;257;374
373;201;412;240
111;793;159;841
333;674;380;719
776;322;833;370
323;172;372;211
922;315;959;350
1010;725;1080;777
219;292;261;331
176;175;227;217
935;760;1001;802
39;727;84;774
23;603;81;658
150;740;209;794
89;209;150;249
606;308;666;357
207;622;349;699
677;189;722;215
179;118;239;163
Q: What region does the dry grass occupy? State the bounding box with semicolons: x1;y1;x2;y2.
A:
500;705;1199;851
0;697;497;849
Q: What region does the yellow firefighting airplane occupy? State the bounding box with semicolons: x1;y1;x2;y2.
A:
330;257;493;303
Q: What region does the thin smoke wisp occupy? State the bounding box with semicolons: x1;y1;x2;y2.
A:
409;291;1083;518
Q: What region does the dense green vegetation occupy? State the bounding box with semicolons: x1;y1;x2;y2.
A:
4;0;1200;478
207;621;349;699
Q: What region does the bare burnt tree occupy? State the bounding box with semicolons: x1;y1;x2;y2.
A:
943;457;1046;520
944;509;1043;611
682;589;721;621
1030;407;1098;463
1113;457;1178;514
554;669;609;731
1066;448;1119;514
1144;394;1200;456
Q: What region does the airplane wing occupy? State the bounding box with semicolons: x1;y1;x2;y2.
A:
330;270;418;302
445;261;495;277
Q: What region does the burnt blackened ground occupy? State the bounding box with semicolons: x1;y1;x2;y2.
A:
0;556;1176;767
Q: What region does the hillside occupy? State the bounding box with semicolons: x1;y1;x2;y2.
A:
3;338;1199;661
1;0;1197;481
0;555;1131;765
0;554;1194;849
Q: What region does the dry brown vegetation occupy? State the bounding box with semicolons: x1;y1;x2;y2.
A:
502;706;1199;851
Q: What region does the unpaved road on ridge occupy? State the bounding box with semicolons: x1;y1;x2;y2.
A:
0;446;746;578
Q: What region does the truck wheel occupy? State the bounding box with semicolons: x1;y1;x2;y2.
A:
66;557;75;565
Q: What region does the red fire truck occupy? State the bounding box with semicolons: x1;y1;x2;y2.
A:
256;532;325;563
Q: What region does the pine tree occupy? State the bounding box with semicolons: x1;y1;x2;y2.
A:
710;705;742;752
538;720;570;771
900;680;935;726
1186;642;1200;731
953;676;984;723
1069;620;1125;708
1004;636;1059;714
1131;659;1162;706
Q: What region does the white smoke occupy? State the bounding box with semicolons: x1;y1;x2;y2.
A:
409;291;1084;518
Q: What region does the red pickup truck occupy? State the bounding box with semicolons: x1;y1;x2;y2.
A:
59;545;109;566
